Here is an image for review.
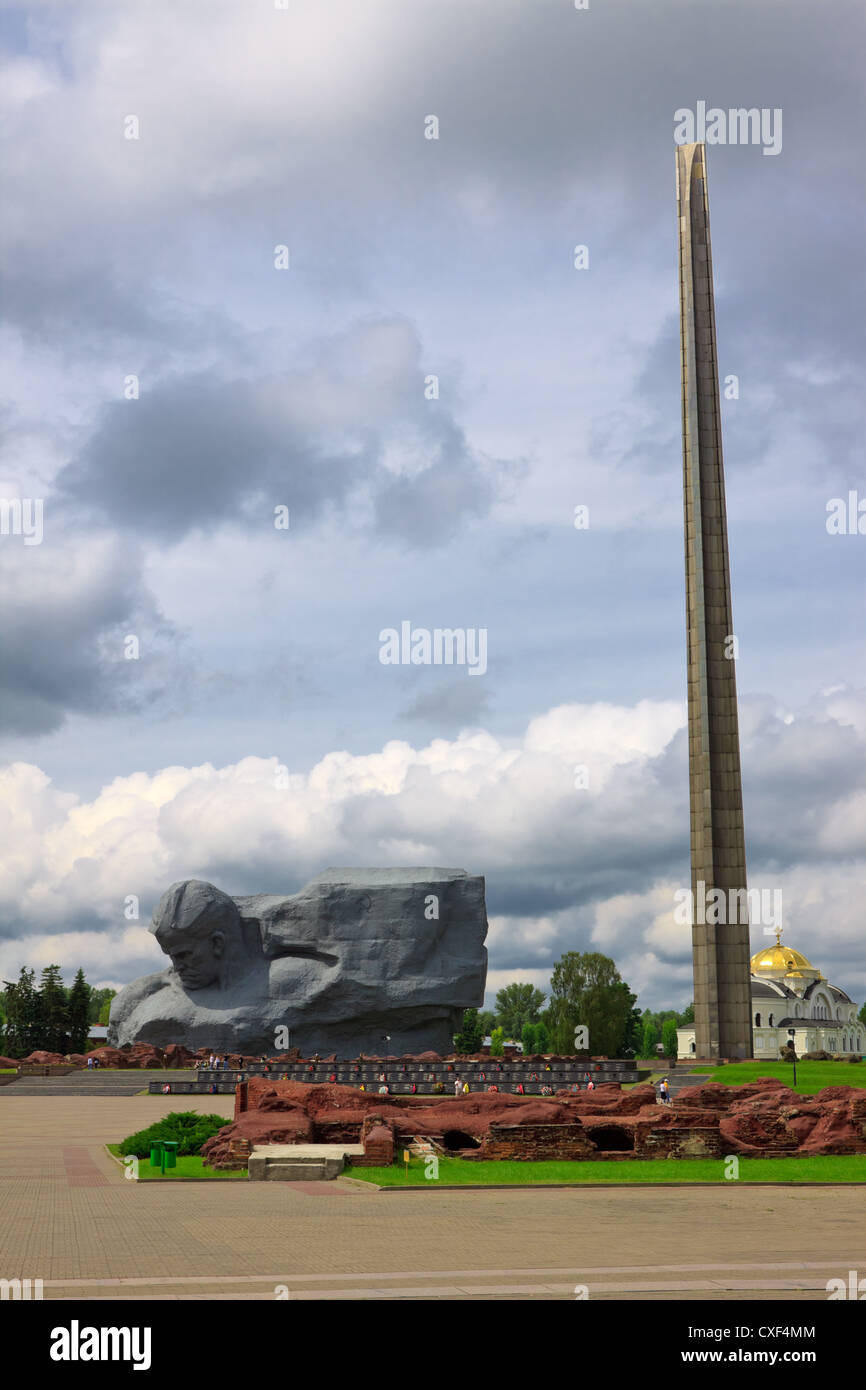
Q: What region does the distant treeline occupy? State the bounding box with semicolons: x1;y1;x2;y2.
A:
0;966;116;1058
454;953;694;1059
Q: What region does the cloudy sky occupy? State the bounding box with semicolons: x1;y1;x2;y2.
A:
1;0;864;1016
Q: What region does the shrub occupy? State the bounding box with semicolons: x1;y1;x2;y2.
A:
801;1050;834;1061
118;1110;227;1158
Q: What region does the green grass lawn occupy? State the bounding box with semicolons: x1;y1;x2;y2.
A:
105;1145;246;1179
686;1060;865;1093
352;1153;866;1187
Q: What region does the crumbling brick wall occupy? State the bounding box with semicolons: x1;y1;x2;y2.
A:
479;1123;595;1161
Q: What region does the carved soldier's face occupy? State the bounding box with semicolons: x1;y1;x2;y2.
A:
151;880;244;990
161;928;225;991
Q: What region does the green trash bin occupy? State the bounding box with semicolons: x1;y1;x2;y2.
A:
150;1142;163;1168
162;1142;178;1170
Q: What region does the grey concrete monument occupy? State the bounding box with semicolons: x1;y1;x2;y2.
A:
677;142;753;1059
107;868;488;1057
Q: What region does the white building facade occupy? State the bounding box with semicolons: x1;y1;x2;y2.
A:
677;930;863;1060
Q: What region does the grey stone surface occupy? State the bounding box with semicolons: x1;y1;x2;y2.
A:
108;868;487;1057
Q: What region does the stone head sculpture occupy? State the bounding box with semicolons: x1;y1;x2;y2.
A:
152;880;254;991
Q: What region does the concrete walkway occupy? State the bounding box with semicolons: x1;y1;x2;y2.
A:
1;1095;862;1300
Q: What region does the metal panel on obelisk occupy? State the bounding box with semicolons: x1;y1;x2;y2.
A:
677;142;753;1060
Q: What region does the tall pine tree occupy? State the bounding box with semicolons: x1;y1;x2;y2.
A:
67;968;91;1054
2;967;44;1057
39;965;70;1054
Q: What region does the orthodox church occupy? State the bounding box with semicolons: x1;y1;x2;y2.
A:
677;929;863;1060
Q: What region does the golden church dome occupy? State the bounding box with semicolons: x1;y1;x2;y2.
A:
750;929;815;976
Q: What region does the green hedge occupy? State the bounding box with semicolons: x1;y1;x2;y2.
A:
118;1110;228;1158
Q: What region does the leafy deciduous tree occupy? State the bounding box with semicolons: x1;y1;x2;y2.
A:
546;952;636;1056
494;983;546;1039
640;1019;660;1059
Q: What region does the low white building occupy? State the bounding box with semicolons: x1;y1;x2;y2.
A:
677;930;863;1060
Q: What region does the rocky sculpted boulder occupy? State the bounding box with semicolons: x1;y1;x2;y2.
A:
108;869;488;1057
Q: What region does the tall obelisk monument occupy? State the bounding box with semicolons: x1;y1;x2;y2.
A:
677;142;753;1059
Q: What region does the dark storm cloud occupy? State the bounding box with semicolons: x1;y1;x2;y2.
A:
57;372;362;540
0;534;181;736
56;321;507;544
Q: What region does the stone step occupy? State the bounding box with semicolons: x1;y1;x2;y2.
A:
1;1070;199;1096
247;1143;364;1181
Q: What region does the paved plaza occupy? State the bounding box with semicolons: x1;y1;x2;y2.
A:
0;1095;863;1301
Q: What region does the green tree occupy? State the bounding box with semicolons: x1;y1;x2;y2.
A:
489;1026;504;1057
494;982;546;1038
858;1003;866;1030
2;967;44;1057
98;997;114;1026
478;1010;496;1037
454;1007;483;1055
546;951;636;1056
40;965;70;1054
641;1018;660;1060
533;1019;550;1053
662;1017;679;1059
67;969;91;1054
521;1021;537;1055
678;1001;695;1026
622;1005;643;1056
89;988;116;1026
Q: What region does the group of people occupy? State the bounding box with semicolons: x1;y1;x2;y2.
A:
85;1055;102;1069
194;1055;233;1071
